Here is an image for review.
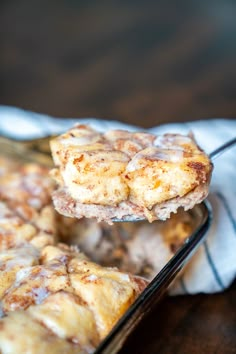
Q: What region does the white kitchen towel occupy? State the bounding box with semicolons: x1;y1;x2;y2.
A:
0;105;235;295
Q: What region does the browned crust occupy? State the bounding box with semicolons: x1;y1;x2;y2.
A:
50;126;213;222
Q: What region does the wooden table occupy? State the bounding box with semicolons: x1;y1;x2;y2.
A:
121;281;236;353
1;1;236;353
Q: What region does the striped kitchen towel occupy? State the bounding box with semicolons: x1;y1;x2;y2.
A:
0;105;235;295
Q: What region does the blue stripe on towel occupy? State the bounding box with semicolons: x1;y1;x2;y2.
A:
216;192;236;236
203;240;225;290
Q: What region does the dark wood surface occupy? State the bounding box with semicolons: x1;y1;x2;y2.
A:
1;1;236;353
1;0;236;127
121;281;236;354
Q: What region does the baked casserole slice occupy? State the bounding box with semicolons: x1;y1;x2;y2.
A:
0;157;147;354
50;124;213;223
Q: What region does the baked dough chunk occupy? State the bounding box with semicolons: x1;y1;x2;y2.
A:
50;125;212;223
0;157;147;354
0;245;147;353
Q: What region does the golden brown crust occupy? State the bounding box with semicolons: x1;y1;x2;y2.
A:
0;156;147;353
50;125;212;223
0;244;146;352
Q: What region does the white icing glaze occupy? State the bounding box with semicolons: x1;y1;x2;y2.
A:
126;147;184;172
86;274;98;281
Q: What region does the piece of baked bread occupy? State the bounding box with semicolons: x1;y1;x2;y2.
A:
0;157;147;354
50;125;213;223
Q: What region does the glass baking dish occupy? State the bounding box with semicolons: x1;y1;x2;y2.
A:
96;200;212;353
0;136;212;354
